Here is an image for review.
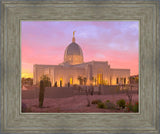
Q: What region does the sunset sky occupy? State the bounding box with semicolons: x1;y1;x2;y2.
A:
21;21;139;78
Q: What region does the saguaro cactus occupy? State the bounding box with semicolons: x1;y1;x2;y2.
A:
39;75;51;108
39;80;45;108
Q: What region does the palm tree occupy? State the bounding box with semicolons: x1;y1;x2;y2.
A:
40;75;51;87
92;77;97;85
83;77;87;85
77;76;83;85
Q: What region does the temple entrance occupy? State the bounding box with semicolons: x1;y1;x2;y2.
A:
97;73;103;85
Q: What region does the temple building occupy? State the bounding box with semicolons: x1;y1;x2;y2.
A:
33;32;130;87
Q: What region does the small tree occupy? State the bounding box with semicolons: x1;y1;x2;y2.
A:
94;77;97;85
117;99;126;109
135;76;139;84
40;75;51;87
90;76;94;85
26;78;33;85
83;77;87;85
78;76;83;85
125;85;133;104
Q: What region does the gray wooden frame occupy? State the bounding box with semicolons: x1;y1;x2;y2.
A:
1;0;159;133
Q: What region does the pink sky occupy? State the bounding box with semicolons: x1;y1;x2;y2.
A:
21;21;139;77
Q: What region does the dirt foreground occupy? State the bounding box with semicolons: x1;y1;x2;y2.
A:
22;94;138;113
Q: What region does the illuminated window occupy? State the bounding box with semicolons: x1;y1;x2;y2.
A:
70;77;73;84
97;73;103;84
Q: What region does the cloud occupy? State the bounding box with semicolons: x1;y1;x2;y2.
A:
95;53;106;59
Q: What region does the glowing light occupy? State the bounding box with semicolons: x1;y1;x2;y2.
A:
70;77;73;84
97;73;103;84
21;73;33;78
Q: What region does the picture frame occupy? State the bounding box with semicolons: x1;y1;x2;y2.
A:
1;0;159;133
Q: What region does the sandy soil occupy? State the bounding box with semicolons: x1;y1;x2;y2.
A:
22;94;138;113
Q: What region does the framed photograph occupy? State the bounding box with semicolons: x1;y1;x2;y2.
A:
1;0;159;133
21;21;139;113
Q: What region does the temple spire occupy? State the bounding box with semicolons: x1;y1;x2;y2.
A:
72;31;76;42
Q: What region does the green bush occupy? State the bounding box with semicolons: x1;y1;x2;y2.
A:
132;102;139;112
126;103;133;112
97;102;106;109
91;99;102;104
117;99;126;109
125;102;138;112
106;100;110;103
105;101;115;109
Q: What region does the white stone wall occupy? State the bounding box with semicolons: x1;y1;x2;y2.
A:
110;69;130;85
33;65;55;85
90;61;111;85
33;61;130;86
54;66;85;86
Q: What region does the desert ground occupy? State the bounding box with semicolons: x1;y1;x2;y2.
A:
22;85;138;113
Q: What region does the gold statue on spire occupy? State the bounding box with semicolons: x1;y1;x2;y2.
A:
73;31;76;37
72;31;76;42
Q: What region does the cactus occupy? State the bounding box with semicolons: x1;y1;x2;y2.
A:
39;75;52;108
39;80;45;108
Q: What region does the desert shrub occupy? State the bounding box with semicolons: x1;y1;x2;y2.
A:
117;99;126;109
106;100;110;103
132;102;139;112
125;102;138;112
105;101;115;109
97;102;106;109
91;99;102;104
126;102;133;112
73;84;78;87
